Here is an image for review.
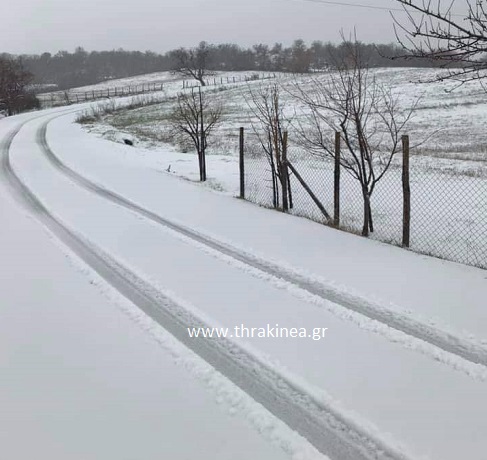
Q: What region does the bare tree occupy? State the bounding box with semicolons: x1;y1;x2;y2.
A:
169;87;223;181
169;41;213;86
293;38;419;236
245;82;293;209
0;57;35;115
393;0;487;87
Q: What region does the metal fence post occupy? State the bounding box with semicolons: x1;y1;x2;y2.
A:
402;135;411;247
334;131;341;227
281;131;289;212
239;127;245;199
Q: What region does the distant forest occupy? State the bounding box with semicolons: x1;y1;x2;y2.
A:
1;40;445;90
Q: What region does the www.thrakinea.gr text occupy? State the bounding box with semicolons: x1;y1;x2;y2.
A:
187;324;329;341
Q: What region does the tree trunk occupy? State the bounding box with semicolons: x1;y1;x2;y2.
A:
271;162;279;209
362;187;371;237
197;150;204;182
368;200;374;233
201;149;207;181
199;88;207;181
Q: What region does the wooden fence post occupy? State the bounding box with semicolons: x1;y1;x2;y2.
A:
281;131;289;212
239;127;245;199
334;131;341;227
402;135;411;248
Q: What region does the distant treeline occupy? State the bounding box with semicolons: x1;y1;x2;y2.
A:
2;40;446;91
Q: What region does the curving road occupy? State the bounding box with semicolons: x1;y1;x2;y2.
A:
3;108;487;460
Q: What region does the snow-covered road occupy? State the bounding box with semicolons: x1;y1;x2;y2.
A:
2;108;487;460
0;111;323;460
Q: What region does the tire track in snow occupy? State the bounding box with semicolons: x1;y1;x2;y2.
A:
0;117;415;460
36;115;487;374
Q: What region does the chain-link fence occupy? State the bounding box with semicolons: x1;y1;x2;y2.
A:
409;164;487;268
243;141;280;209
241;130;487;270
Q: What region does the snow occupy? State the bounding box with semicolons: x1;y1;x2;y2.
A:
2;108;486;459
37;70;277;108
2;83;487;459
48;113;487;346
84;67;487;268
0;114;325;460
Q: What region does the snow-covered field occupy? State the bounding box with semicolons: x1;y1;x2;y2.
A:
79;67;487;268
37;70;276;107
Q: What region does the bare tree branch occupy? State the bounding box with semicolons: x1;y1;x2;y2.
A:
169;42;213;86
168;87;223;181
245;82;293;209
392;0;487;86
291;36;421;236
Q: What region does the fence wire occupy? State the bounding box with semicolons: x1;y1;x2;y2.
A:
285;149;335;224
409;164;487;268
243;135;487;270
244;142;278;209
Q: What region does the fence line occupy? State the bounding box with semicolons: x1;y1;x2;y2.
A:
182;73;277;90
37;81;166;108
38;73;277;108
239;127;487;270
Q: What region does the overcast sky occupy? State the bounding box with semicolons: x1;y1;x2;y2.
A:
4;0;469;55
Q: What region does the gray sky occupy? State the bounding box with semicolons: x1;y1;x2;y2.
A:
4;0;469;55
